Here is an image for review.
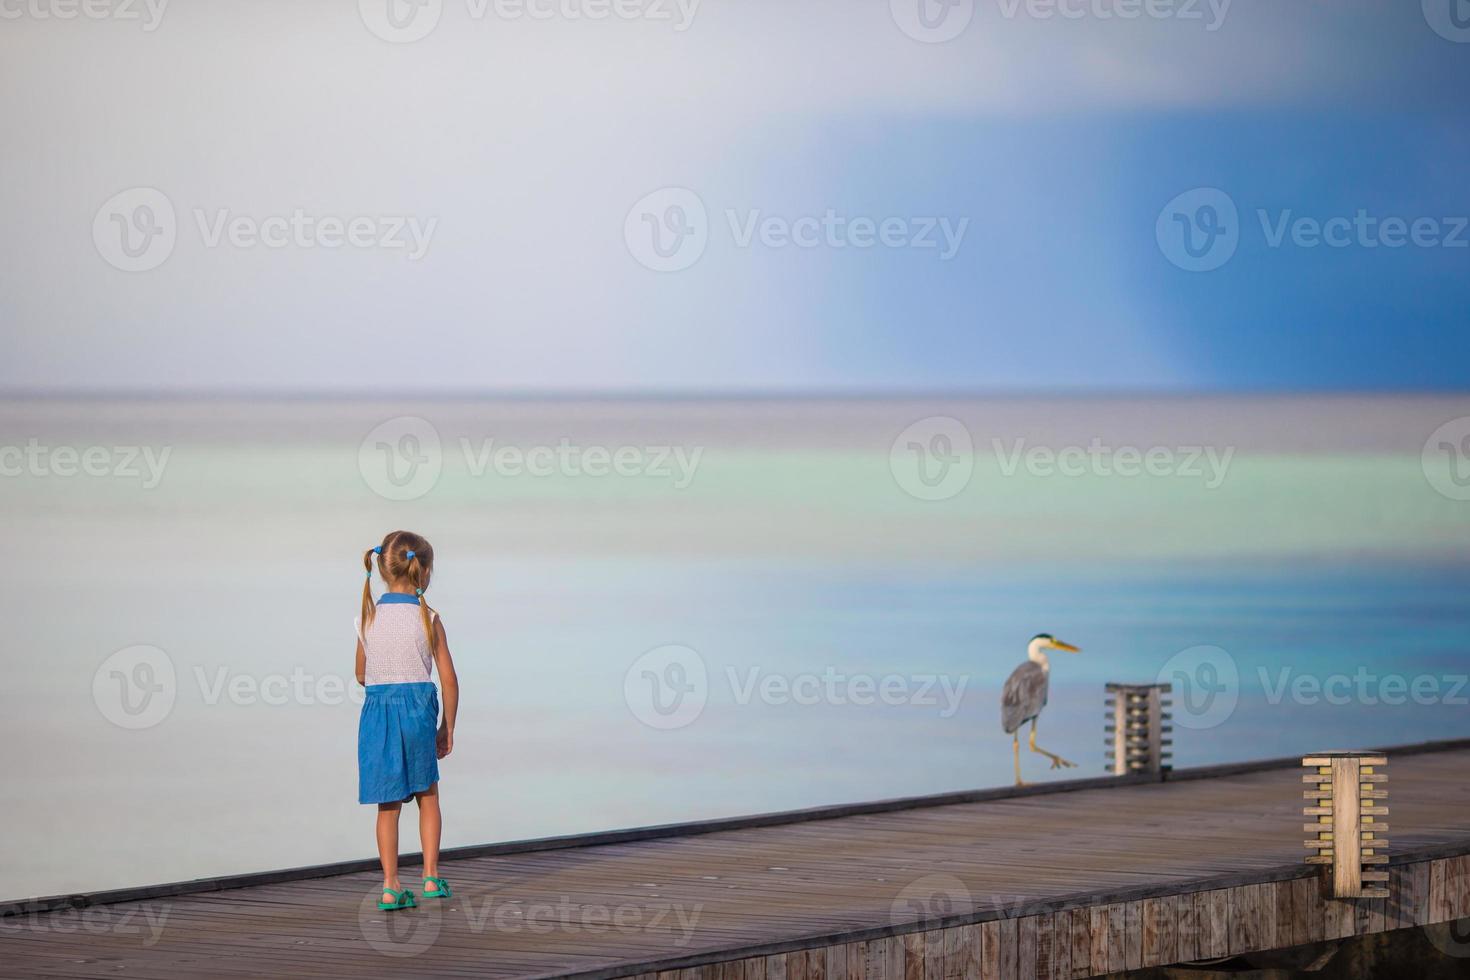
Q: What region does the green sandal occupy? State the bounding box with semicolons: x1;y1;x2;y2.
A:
422;876;452;899
377;887;417;911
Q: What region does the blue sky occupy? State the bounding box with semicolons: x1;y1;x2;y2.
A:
1;0;1467;393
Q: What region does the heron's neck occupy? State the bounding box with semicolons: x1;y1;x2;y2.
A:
1028;647;1051;671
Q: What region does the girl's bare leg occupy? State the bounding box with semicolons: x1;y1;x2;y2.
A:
376;802;403;902
416;783;442;892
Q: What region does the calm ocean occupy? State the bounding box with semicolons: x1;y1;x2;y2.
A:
1;395;1467;902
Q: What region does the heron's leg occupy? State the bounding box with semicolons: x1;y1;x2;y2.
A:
1028;719;1077;770
1013;732;1023;786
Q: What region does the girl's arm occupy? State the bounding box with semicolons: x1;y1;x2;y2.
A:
354;639;366;687
433;618;459;759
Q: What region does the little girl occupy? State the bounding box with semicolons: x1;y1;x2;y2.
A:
355;530;459;911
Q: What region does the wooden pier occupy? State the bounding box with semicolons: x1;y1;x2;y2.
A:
5;739;1470;979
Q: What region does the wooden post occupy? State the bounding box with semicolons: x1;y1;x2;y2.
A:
1303;752;1389;899
1104;683;1173;777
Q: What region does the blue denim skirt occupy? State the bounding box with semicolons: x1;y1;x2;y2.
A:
358;682;440;804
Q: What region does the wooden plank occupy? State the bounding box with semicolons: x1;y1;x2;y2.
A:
980;920;1000;980
1430;859;1451;924
1390;861;1430;929
1033;912;1054;980
1331;757;1362;898
923;929;943;980
1087;907;1107;977
766;953;788;980
1123;901;1142;970
997;916;1018;980
1196;890;1229;958
1453;854;1470;919
902;932;925;980
1176;891;1200;962
1016;917;1037;980
1071;909;1091;980
829;942;849;980
1105;904;1125;974
1050;910;1071;980
1140;896;1174;967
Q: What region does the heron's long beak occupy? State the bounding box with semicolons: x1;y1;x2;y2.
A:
1049;639;1081;653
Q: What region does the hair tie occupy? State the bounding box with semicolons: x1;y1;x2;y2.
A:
372;546;383;555
406;550;416;560
415;588;424;596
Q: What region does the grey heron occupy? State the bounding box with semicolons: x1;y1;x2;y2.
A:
1002;633;1081;785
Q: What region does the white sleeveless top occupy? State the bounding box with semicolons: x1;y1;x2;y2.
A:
356;594;437;685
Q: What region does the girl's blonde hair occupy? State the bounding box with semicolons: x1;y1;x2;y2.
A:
360;530;436;648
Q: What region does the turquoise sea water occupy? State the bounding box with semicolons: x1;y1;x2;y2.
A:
1;396;1467;902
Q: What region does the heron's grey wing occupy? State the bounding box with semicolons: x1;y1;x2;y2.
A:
1001;661;1048;733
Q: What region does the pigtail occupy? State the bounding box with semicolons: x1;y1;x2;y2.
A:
361;547;379;635
406;552;437;649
